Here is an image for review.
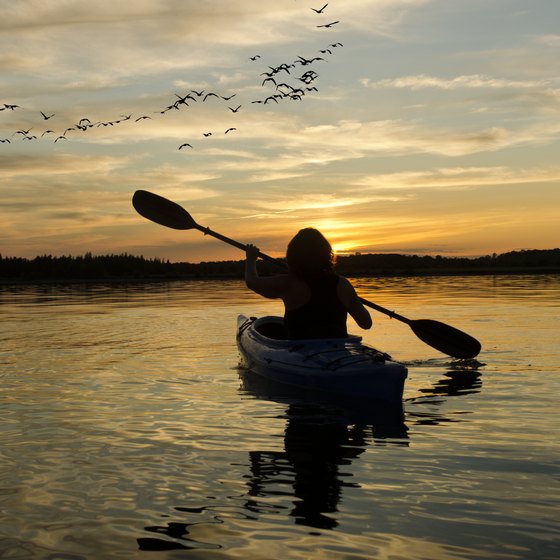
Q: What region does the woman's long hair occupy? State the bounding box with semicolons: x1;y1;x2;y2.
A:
286;228;336;279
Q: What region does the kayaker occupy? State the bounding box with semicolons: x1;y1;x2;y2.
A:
245;228;372;339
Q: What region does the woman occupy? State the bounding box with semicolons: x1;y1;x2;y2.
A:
245;228;372;339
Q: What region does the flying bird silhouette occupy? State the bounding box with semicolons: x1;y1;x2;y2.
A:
175;93;196;105
13;128;32;137
178;143;193;150
295;55;324;65
224;128;236;134
317;21;339;28
311;3;328;13
228;105;241;113
40;111;55;120
249;55;261;61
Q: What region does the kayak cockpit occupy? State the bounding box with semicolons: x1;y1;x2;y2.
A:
239;315;364;345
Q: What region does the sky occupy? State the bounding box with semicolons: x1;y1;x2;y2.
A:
1;0;559;263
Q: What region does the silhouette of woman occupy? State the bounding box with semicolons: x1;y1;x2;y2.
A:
245;228;372;339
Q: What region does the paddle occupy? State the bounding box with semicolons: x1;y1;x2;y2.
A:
132;189;482;359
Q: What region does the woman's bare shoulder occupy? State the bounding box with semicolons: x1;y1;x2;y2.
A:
336;276;359;305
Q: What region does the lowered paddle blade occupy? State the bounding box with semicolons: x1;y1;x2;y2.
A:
410;319;481;359
132;190;198;230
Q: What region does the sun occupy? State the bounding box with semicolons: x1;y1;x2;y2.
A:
331;241;357;255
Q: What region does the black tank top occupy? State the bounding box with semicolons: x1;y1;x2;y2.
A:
284;273;348;339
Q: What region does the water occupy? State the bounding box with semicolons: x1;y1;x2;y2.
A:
1;275;558;559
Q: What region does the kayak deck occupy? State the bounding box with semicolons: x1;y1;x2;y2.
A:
236;315;407;403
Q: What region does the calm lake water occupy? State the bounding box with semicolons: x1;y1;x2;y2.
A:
1;275;559;560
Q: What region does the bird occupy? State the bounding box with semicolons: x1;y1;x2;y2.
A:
41;130;55;137
329;42;343;47
221;94;236;101
178;143;193;150
54;136;67;143
262;77;277;87
224;128;236;134
311;3;328;13
203;132;212;137
13;128;32;137
276;82;295;91
175;93;196;105
269;64;292;75
249;55;261;61
135;116;151;121
0;138;11;143
228;105;241;112
317;21;339;28
203;92;220;102
40;111;55;120
191;90;205;97
159;105;178;113
2;104;20;111
295;55;324;65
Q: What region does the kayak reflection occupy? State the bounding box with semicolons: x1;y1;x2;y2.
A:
239;369;408;530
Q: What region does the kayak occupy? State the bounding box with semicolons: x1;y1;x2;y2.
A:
236;315;408;403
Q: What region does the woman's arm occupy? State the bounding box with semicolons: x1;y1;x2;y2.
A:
338;277;372;330
245;244;289;299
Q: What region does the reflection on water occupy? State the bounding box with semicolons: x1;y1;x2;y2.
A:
1;276;559;559
137;362;486;550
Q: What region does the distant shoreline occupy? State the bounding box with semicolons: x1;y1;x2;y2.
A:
1;249;559;285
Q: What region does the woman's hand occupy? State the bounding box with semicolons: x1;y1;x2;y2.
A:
245;244;260;262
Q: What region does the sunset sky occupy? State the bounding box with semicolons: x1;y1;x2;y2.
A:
1;0;559;263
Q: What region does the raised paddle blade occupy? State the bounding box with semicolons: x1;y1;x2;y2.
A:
409;319;482;359
132;190;198;230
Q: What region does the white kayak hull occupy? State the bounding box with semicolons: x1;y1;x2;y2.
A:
236;315;407;403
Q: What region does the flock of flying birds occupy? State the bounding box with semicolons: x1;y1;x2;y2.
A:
0;4;342;152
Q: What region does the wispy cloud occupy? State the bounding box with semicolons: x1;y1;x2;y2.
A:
350;165;560;191
361;74;551;90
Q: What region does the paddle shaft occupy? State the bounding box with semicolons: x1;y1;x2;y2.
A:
194;223;285;268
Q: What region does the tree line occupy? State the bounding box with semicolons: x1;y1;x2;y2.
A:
1;249;559;282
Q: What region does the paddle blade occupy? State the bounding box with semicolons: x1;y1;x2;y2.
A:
409;319;481;359
132;190;197;230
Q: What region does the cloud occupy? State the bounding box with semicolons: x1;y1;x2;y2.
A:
535;34;560;46
350;165;560;191
361;74;550;90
